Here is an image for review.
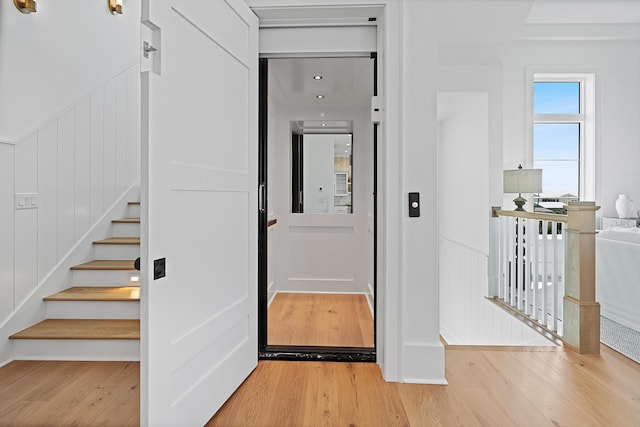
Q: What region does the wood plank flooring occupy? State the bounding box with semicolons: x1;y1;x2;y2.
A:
268;293;374;347
207;344;640;427
1;344;638;426
0;361;139;427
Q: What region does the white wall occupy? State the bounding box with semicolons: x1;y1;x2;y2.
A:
399;1;445;383
0;0;141;366
0;0;141;142
437;92;553;346
270;106;371;296
0;65;140;365
502;41;640;220
438;93;489;254
0;145;15;329
302;135;336;214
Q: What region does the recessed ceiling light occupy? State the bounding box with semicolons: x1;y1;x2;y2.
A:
346;143;351;146
313;75;323;80
316;95;324;99
321;123;327;127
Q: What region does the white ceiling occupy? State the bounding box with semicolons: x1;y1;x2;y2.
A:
261;1;639;107
526;0;640;24
268;57;374;110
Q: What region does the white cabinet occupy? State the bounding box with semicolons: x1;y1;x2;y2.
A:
334;171;349;196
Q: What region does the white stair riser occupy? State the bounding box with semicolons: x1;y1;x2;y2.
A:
12;339;139;361
128;204;141;218
47;301;140;319
112;222;140;237
73;270;139;286
93;244;140;260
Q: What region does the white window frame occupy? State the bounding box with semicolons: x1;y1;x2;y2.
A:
527;71;596;202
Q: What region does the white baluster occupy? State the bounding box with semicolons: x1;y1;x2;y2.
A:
524;218;533;317
500;216;508;301
541;221;549;328
508;217;516;307
532;220;540;322
550;220;559;331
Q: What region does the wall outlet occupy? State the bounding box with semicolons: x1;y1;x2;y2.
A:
15;193;38;210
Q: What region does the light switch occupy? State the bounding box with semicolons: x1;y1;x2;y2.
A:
15;193;38;210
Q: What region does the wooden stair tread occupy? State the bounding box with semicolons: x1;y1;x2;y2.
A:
70;260;136;270
93;237;140;245
128;201;140;205
9;319;140;340
44;287;140;302
112;218;140;224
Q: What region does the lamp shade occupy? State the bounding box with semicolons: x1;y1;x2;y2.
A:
503;166;542;194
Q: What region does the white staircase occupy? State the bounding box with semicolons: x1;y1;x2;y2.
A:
9;202;141;361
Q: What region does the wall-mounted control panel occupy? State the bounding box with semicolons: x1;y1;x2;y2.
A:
15;193;38;210
408;192;420;217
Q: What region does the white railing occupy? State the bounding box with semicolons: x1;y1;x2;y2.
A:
491;202;601;353
493;209;567;337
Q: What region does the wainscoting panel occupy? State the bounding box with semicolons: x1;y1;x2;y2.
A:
439;238;553;346
0;144;15;318
58;108;77;258
0;64;140;330
37;122;59;282
284;224;365;293
75;99;92;241
14;135;38;307
90;91;105;225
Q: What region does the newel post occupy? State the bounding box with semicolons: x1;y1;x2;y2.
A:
563;201;601;354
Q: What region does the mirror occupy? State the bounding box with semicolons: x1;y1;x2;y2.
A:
291;120;353;214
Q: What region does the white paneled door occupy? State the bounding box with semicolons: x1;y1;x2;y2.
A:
140;0;258;425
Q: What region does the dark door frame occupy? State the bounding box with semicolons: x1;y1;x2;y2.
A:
257;55;378;363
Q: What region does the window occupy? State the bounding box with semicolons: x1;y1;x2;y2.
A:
532;74;594;213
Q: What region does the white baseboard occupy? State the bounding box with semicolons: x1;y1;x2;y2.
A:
401;342;447;384
281;277;368;294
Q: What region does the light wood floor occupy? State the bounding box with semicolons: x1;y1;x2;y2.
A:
0;360;139;426
268;293;374;347
1;345;639;426
208;344;640;426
